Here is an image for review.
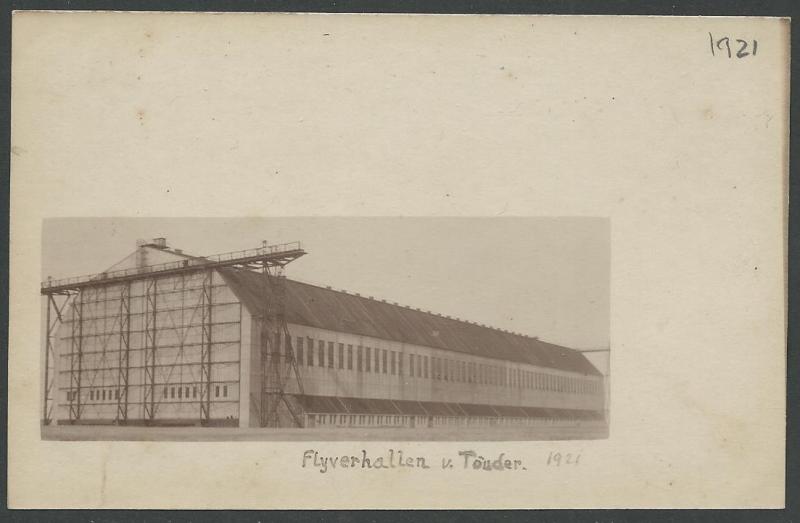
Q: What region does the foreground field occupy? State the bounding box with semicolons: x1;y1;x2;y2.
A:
43;423;608;441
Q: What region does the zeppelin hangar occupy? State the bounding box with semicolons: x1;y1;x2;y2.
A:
41;238;606;435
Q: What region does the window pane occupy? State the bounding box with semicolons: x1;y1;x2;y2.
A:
307;337;314;366
347;345;353;370
318;340;325;367
338;343;344;369
365;347;371;372
296;337;304;364
328;342;334;368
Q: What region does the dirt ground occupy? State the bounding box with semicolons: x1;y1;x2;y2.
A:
42;423;608;441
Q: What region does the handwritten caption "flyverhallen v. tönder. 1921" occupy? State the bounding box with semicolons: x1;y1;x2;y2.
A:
302;449;583;473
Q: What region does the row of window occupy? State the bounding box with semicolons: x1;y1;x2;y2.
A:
292;336;601;394
66;384;230;402
312;414;587;427
162;384;228;400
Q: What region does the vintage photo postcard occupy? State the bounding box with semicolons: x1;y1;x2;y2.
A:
9;12;789;509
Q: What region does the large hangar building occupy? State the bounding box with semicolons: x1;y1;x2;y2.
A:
42;239;606;433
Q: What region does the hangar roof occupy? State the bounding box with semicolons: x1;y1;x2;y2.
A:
219;268;602;376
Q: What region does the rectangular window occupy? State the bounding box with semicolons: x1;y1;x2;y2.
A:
357;346;363;371
178;387;182;399
90;390;94;400
382;349;388;373
328;342;334;368
164;387;168;398
365;347;372;372
171;387;175;399
347;345;353;370
306;337;314;366
115;389;120;400
338;343;344;369
423;356;428;378
398;352;403;375
193;386;197;398
296;337;304;364
391;351;397;375
223;385;228;397
186;386;190;398
215;385;220;397
417;355;423;377
318;340;325;367
409;354;415;377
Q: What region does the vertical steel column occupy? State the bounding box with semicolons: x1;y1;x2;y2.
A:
260;265;304;428
200;269;213;425
68;291;84;423
43;294;68;425
259;266;280;427
43;295;51;425
143;278;158;422
116;282;132;424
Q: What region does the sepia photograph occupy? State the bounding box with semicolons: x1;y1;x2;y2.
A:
41;217;609;441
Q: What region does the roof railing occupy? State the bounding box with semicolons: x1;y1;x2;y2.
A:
41;241;303;290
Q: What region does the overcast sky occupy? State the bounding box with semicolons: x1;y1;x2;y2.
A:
42;217;609;350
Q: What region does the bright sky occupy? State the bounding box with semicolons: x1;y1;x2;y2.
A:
43;217;609;351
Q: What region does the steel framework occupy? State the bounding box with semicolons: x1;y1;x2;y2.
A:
115;282;131;423
259;266;305;428
41;242;306;427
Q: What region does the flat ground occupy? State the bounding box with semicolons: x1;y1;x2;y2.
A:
42;424;608;441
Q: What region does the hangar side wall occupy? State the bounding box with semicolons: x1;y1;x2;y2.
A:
253;323;604;412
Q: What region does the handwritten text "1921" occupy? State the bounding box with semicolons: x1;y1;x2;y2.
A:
709;33;758;59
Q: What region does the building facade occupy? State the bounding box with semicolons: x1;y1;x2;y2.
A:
50;241;606;431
